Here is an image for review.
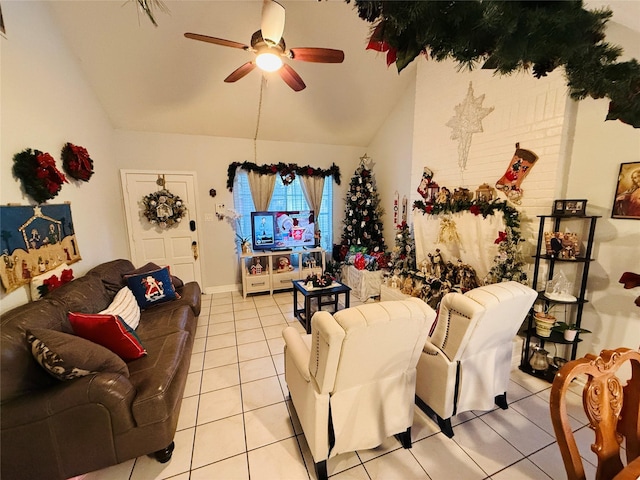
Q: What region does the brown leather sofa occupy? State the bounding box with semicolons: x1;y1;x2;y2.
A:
1;259;201;480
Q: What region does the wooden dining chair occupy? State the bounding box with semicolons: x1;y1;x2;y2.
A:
550;348;640;480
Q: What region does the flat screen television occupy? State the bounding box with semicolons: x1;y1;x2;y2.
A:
251;210;315;251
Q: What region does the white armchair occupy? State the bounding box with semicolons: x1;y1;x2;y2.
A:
415;281;537;437
282;298;436;480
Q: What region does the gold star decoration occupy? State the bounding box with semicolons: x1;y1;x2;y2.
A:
446;82;494;171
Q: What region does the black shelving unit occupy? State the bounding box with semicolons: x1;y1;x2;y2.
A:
519;214;599;380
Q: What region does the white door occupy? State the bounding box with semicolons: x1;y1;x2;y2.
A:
120;170;202;285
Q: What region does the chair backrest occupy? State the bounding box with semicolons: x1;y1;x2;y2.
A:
429;281;537;362
550;348;640;480
309;298;435;394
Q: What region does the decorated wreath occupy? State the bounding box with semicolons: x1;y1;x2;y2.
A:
142;188;187;228
12;148;68;204
62;142;94;181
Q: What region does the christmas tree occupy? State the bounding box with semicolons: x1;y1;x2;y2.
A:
341;155;386;253
389;221;416;276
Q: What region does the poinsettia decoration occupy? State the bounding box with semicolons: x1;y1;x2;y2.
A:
37;268;74;297
61;142;94;181
12;148;68;204
227;161;341;191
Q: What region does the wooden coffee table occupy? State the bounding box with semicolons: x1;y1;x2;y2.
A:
292;280;351;334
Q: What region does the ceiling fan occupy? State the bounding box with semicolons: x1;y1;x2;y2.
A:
184;0;345;92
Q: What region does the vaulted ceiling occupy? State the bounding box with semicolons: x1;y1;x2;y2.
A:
46;1;638;147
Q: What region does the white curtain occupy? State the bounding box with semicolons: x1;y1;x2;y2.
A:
247;170;276;211
300;176;325;232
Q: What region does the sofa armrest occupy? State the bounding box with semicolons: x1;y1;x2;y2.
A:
283;327;311;382
1;372;136;434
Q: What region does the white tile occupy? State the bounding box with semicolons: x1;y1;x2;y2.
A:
247;437;309;480
207;321;235;335
206;332;237;350
257;305;282;316
537;387;589;425
510;368;551;394
75;459;135;480
190;454;249;480
130;427;194;480
529;442;597;480
209;311;234;323
191;336;206;354
197;385;243;425
242;376;285;411
176;395;198;430
182;370;202;398
285;398;303;435
236;328;266;344
244;402;295;450
235;317;262;330
410;406;441;442
211;296;233;306
263;324;288;340
411;434;486;480
480;406;555;456
267;336;286;356
203;346;238;369
491;458;549;480
239;356;277;383
200;364;240;392
260;313;287;326
363;447;428;479
272;352;285;375
189;352;204;373
510;393;582;436
234;302;257;313
212;303;234;314
330;464;370;480
194;324;208;339
192;415;246;469
254;296;278;306
452;416;523;476
237;340;271;362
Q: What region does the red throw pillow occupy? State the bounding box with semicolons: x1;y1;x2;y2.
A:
68;312;146;361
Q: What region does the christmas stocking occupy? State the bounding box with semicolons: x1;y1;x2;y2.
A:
417;167;434;199
495;143;538;204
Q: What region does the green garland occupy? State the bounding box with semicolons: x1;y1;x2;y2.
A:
12;148;68;204
346;0;640;128
413;198;527;284
227;161;341;192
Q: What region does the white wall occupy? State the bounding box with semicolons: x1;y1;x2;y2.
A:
367;76;417;249
567;22;640;354
112;130;362;291
0;1;128;312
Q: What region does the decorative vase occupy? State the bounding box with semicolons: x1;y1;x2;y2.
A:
563;329;578;342
534;312;556;337
529;346;550;372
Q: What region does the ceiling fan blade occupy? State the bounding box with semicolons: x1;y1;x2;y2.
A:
225;62;257;83
289;48;345;63
184;33;249;50
279;64;306;92
261;0;285;46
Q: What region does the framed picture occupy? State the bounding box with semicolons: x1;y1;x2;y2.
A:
611;162;640;220
544;232;580;259
552;199;587;216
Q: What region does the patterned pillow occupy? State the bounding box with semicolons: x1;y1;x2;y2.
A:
123;262;184;290
99;287;141;330
68;312;147;361
26;328;129;381
30;263;73;300
125;266;177;309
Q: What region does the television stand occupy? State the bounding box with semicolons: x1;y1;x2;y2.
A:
239;247;325;298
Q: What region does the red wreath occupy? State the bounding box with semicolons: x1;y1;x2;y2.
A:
61;142;94;181
12;148;68;204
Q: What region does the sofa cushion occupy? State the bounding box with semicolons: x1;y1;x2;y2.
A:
136;303;195;340
99;287;140;330
124;262;184;290
68;312;147;361
125;267;178;309
29;263;73;300
86;258;135;297
26;328;129;381
46;274;112;314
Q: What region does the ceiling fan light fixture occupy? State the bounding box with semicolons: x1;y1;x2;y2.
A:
256;51;283;72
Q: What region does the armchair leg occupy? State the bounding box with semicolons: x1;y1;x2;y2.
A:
153;441;175;463
437;416;454;438
495;392;508;410
395;427;412;449
314;460;328;480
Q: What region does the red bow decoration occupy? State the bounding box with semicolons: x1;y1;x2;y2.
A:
494;231;508;244
366;22;398;67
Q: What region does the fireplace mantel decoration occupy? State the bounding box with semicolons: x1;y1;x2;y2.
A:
226;161;341;192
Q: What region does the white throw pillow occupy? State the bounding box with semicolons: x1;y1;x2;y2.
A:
99;287;141;330
30;263;71;301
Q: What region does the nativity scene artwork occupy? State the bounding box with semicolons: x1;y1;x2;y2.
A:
0;204;81;293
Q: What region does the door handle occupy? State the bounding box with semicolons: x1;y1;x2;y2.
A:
191;241;199;260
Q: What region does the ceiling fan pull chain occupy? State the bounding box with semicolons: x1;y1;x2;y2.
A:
254;75;266;162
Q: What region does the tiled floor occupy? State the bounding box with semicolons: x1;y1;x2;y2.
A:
74;291;598;480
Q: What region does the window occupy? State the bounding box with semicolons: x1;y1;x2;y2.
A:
233;171;333;252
